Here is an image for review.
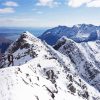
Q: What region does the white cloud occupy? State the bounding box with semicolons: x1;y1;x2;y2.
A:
68;0;100;8
0;18;41;27
87;0;100;7
68;0;91;7
0;8;15;14
3;1;19;7
36;0;60;7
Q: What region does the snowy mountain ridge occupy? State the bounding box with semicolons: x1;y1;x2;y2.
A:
39;24;100;45
0;31;100;100
54;36;100;91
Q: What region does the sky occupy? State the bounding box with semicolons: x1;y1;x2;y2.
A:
0;0;100;27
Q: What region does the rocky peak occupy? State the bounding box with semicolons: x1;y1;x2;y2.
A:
7;31;37;53
0;31;42;67
54;36;75;50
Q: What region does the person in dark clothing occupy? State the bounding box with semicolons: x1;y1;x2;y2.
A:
8;54;14;66
46;70;54;79
50;70;54;79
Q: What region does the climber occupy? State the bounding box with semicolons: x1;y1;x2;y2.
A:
46;70;54;80
50;70;54;79
8;53;14;66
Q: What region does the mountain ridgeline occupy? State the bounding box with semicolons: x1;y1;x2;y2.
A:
39;24;100;45
53;36;100;91
0;31;100;100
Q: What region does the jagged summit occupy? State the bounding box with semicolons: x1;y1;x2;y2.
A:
21;31;37;39
73;24;97;28
39;24;100;45
7;31;38;53
22;31;33;36
54;36;75;50
58;36;74;43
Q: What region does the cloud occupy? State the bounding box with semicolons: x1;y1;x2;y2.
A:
36;0;60;7
0;8;15;14
0;18;40;27
87;0;100;7
68;0;100;8
68;0;91;7
3;1;19;7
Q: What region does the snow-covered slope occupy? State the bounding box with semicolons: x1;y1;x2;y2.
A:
0;31;100;100
54;36;100;92
1;31;43;67
39;24;100;45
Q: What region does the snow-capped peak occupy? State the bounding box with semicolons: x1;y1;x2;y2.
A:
59;36;67;41
8;31;39;52
54;36;75;50
21;31;37;39
22;31;32;36
0;31;42;67
59;36;74;42
73;24;81;28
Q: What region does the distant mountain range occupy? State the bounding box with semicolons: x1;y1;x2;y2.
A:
39;24;100;45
